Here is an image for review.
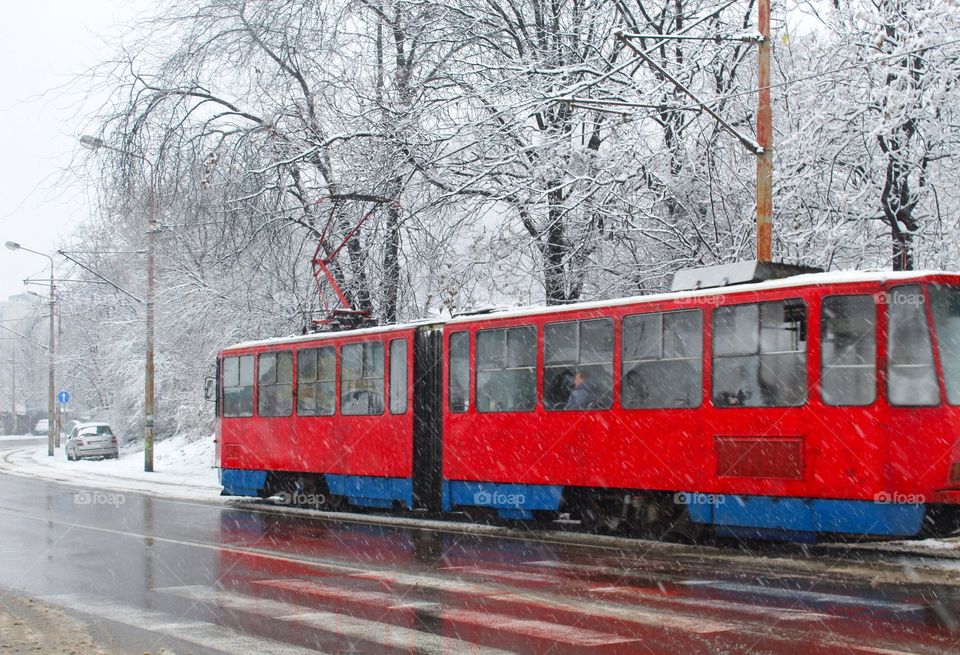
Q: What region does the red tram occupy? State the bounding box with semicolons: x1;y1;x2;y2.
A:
215;264;960;539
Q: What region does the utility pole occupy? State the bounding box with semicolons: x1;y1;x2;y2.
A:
5;241;56;456
80;135;157;473
144;187;156;472
756;0;773;262
47;268;56;455
9;351;14;435
613;0;777;262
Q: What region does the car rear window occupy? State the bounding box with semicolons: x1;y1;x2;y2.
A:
79;426;112;436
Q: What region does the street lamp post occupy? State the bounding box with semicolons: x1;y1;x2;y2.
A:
80;135;157;472
4;241;56;456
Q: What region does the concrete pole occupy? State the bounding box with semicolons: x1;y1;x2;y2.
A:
756;0;773;262
78;136;158;471
48;269;55;457
144;187;156;473
10;351;15;435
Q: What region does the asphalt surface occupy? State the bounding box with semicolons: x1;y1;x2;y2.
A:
0;471;959;654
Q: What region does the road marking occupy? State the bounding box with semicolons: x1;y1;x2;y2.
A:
256;577;638;647
38;593;319;655
436;607;639;647
441;565;568;585
680;580;925;613
254;578;441;611
442;564;820;624
824;643;934;655
348;569;731;634
160;585;516;655
589;585;831;622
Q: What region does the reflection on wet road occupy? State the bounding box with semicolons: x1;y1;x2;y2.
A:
0;473;958;654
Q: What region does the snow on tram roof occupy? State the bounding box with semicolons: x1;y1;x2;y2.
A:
443;269;958;325
223;317;443;351
223;269;958;351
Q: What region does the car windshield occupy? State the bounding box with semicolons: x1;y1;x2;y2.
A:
931;284;960;404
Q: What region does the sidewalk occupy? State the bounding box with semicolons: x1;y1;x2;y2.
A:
0;590;118;654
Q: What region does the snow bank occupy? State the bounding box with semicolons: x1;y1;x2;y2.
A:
0;433;220;501
0;434;43;442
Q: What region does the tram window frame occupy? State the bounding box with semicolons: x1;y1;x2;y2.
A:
622;309;703;409
297;346;336;417
389;338;408;415
258;351;293;417
475;325;537;413
448;331;470;413
542;318;613;411
340;341;385;416
820;295;877;406
887;285;939;406
712;298;808;408
222;354;254;417
931;284;960;406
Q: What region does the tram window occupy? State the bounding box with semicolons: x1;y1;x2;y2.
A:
390;339;408;414
258;351;293;417
297;346;335;416
932;284;960;405
222;354;254;417
449;332;470;412
713;299;807;407
341;341;385;415
821;295;876;406
476;326;536;412
543;318;613;410
888;285;938;406
622;310;702;408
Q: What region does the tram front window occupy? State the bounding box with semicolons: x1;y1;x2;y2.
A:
931;284;960;405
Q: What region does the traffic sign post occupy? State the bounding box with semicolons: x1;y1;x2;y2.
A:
55;390;69;447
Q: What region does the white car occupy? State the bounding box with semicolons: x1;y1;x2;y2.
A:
65;422;119;461
32;419;49;435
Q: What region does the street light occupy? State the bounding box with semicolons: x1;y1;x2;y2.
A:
4;241;56;457
80;135;158;472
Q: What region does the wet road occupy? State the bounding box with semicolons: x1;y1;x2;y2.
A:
1;473;959;654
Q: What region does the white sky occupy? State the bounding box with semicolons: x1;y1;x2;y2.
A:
0;1;149;300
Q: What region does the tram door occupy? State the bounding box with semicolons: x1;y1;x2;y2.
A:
412;325;444;512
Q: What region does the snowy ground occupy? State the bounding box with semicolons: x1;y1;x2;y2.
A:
0;433;44;441
0;432;220;501
0;590;119;655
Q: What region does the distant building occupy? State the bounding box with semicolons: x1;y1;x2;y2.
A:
0;293;46;434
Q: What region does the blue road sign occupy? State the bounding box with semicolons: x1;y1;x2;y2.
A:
57;390;70;405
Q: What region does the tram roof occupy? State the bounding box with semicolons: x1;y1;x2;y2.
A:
446;269;958;325
223;269;958;351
